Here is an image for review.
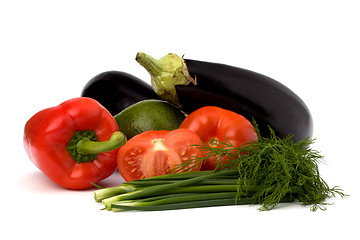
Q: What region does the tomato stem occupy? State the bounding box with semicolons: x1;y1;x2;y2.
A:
208;138;220;147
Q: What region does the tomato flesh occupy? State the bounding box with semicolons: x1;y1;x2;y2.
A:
180;106;258;170
117;129;203;181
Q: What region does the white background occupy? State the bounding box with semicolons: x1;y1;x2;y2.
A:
1;0;359;239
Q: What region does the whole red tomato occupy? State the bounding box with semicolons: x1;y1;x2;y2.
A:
180;106;258;170
117;128;204;181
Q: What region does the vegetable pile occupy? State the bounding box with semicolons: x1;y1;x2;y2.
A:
23;52;346;211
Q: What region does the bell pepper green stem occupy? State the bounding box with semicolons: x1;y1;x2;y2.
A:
77;131;127;155
67;130;127;164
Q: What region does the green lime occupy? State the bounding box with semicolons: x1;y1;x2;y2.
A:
114;99;186;139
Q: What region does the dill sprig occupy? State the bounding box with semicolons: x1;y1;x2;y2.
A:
172;125;347;211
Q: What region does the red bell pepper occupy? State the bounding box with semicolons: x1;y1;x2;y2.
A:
24;97;127;189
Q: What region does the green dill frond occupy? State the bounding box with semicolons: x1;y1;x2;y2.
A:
171;123;346;211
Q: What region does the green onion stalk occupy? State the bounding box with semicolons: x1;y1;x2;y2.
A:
94;125;347;212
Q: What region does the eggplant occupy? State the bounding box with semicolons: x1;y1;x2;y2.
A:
136;53;313;142
81;71;160;115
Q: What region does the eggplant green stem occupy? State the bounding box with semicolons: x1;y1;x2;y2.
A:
135;52;196;106
135;52;163;76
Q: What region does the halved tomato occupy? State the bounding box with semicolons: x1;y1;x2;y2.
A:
117;128;203;181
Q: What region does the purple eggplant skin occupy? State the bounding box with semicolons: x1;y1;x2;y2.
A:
176;59;313;142
81;71;160;115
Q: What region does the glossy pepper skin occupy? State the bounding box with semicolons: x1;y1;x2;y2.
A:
24;97;126;190
81;71;160;116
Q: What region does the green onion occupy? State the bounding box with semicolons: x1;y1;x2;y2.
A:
94;125;346;212
111;194;296;212
95;168;299;212
94;184;137;202
101;169;238;207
